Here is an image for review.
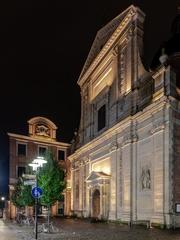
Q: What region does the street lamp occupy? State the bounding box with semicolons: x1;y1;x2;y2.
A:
33;156;47;167
1;197;5;201
29;157;47;240
1;197;5;218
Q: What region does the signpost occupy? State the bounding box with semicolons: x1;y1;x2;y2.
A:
31;186;43;239
28;157;47;240
31;187;43;199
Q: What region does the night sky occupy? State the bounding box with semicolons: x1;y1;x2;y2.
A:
0;0;179;195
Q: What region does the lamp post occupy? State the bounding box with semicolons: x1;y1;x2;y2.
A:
29;156;47;240
1;197;5;218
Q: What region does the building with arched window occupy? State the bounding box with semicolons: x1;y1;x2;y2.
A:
8;116;71;219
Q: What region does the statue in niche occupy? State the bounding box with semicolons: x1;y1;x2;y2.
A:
35;124;50;137
141;167;151;190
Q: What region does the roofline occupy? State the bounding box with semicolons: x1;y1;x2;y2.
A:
7;132;70;147
77;5;145;87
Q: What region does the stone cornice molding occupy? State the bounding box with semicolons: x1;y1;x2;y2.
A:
109;141;118;152
121;132;138;147
69;98;168;161
121;135;132;147
112;45;119;57
78;6;145;87
7;132;70;148
150;123;165;135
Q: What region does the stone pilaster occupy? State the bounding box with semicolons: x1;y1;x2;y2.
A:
109;142;118;220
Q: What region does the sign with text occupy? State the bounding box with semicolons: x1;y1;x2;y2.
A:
24;180;36;186
22;174;36;180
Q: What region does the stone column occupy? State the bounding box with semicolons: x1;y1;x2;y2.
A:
163;103;171;226
117;147;123;219
71;167;75;212
152;126;164;223
79;163;83;215
109;143;118;220
112;47;119;121
100;184;103;218
89;188;93;217
132;120;138;221
121;136;131;222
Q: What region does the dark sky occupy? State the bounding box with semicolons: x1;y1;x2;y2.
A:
0;0;179;195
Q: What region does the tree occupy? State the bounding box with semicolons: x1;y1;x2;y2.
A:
11;178;34;209
38;151;66;229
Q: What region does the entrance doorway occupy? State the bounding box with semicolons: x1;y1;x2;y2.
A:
92;189;100;218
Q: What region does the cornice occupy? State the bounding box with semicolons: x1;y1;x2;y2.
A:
69;97;169;161
7;133;70;148
150;123;165;135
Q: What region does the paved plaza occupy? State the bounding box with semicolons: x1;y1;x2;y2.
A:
1;218;180;240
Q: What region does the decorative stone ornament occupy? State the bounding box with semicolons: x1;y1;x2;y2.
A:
141;167;151;190
35;124;50;137
28;116;57;140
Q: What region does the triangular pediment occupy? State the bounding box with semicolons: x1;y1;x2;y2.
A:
79;5;136;80
86;171;110;182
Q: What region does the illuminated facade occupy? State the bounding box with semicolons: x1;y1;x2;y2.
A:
69;5;180;227
8;116;71;219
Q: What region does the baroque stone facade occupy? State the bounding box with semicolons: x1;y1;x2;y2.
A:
8;116;71;219
69;5;180;227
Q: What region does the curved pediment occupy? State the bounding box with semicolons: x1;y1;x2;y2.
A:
28;116;57;140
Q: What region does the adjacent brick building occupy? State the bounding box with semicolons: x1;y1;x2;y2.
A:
8;116;71;219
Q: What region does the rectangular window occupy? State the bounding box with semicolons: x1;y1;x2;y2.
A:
17;166;26;177
58;150;65;161
98;105;106;131
38;146;47;157
17;143;26;156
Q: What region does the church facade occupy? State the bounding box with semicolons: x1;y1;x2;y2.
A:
69;5;180;227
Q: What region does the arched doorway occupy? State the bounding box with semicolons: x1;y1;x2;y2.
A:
92;189;100;218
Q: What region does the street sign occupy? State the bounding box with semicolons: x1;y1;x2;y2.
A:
24;180;36;186
31;187;43;199
22;174;36;180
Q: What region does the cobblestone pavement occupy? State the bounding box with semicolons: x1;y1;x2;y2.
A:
1;218;180;240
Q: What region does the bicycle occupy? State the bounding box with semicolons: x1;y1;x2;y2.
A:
41;222;59;233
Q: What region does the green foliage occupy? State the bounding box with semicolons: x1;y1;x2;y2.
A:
38;151;66;207
11;178;34;208
11;150;65;214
